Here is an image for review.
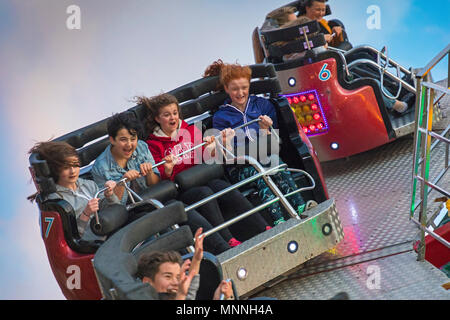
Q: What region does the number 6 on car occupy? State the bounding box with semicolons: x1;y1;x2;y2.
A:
319;63;331;81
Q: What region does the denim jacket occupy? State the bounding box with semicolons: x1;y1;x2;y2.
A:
91;140;160;205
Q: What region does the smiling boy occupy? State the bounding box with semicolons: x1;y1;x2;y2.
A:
91;112;160;204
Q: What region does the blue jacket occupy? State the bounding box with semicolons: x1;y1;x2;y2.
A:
213;96;278;146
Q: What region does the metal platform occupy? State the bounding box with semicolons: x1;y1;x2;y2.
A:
251;79;450;300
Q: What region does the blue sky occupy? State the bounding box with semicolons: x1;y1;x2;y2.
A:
0;0;448;299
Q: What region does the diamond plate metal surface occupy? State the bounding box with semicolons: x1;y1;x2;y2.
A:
251;80;449;299
253;251;450;300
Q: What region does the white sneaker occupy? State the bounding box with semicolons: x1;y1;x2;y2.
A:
393;101;408;113
306;200;318;210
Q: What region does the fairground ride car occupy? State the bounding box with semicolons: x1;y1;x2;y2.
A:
28;63;344;300
252;0;441;162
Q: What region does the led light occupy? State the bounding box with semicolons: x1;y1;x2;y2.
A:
313;113;321;120
317;123;324;130
309;124;316;131
288;77;296;87
322;223;333;236
236;267;248;280
303;127;308;134
287;241;299;254
293;96;299;104
300;95;307;102
330;142;339;150
287;98;292;104
308;94;315;101
311;103;318;111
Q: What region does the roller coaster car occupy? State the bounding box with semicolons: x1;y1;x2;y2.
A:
29;63;344;300
253;10;440;162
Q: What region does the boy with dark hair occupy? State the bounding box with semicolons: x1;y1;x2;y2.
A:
93;111;232;255
92;112;161;204
137;228;234;300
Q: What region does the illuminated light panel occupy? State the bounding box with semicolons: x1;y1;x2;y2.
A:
281;89;329;137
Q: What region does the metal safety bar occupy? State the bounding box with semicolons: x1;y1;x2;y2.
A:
200;166;316;240
410;44;450;260
150;118;263;170
93;178;195;252
346;45;413;76
185;163;288;212
347;59;416;94
377;46;403;100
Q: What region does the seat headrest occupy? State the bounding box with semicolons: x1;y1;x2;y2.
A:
91;204;129;236
137;179;179;204
174;164;224;192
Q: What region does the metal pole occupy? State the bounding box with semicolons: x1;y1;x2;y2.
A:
241;155;300;219
151;118;262;170
200;173;314;239
411;77;423;216
185;163;288;212
418;87;434;261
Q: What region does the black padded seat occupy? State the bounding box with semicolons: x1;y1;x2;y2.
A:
137;179;179;204
93;201;193;300
77;137;110;167
174;164;225;192
260;20;326;64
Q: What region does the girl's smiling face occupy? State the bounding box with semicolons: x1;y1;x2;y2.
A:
224;77;250;111
155;103;180;136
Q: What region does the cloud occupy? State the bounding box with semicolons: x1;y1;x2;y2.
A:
0;0;288;299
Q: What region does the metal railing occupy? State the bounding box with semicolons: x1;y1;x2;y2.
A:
410;44;450;260
104;119;316;253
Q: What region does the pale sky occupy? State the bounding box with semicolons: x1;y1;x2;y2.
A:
0;0;448;299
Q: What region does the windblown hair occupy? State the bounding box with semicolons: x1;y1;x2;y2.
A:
203;59;252;89
281;15;313;29
134;93;182;135
136;250;183;280
27;141;79;201
107;112;143;139
266;5;297;26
